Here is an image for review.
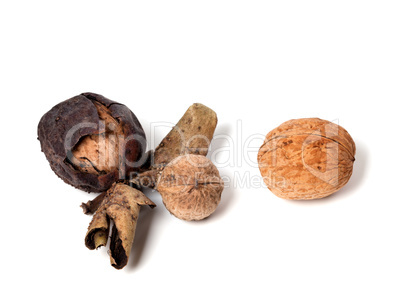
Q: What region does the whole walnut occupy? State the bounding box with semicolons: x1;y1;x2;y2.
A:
257;118;356;200
38;93;146;192
157;154;224;221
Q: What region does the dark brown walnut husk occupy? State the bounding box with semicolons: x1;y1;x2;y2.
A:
257;118;356;200
85;183;155;269
38;93;146;192
157;154;224;221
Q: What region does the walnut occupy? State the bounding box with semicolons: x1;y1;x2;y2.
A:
157;154;224;221
37;93;146;192
257;118;356;200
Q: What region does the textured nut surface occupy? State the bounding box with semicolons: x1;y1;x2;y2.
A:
257;118;356;200
158;154;224;221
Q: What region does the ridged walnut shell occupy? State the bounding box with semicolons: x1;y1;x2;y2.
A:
257;118;356;200
157;154;224;221
38;93;146;192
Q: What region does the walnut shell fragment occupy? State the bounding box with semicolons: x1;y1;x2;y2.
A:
153;103;217;168
157;154;224;221
257;118;356;200
38;93;146;192
85;183;155;269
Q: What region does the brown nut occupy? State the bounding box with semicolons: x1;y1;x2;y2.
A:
257;118;356;200
157;154;224;221
38;93;146;192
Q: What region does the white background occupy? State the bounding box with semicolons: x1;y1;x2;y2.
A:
1;1;401;305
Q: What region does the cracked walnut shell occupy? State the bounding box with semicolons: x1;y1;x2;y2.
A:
257;118;356;200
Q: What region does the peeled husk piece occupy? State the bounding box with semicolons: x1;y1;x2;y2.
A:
85;183;155;269
257;118;356;200
81;191;107;215
153;103;217;168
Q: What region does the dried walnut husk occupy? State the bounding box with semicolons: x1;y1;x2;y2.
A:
81;191;107;215
257;118;356;200
152;103;217;168
85;183;155;269
157;154;224;221
38;93;146;192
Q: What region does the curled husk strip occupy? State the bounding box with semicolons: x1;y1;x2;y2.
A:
85;183;155;269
